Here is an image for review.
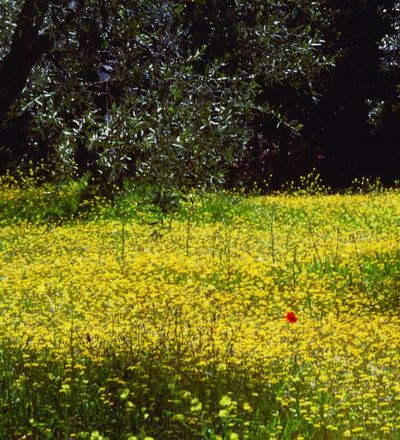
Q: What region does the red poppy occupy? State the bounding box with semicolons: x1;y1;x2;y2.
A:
285;311;298;323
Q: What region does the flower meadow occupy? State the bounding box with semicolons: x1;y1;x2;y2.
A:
1;183;400;439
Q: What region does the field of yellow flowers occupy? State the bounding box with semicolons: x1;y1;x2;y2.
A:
1;183;400;439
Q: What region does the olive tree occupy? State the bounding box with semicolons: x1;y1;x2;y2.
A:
0;0;332;195
369;2;400;126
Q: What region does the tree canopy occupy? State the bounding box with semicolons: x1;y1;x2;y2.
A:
0;0;398;191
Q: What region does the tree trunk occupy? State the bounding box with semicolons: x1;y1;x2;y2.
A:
0;0;52;121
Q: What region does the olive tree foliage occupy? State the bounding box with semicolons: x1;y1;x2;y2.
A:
182;0;333;109
0;0;333;196
29;1;250;197
381;3;400;71
0;2;17;59
369;2;400;126
180;0;335;187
